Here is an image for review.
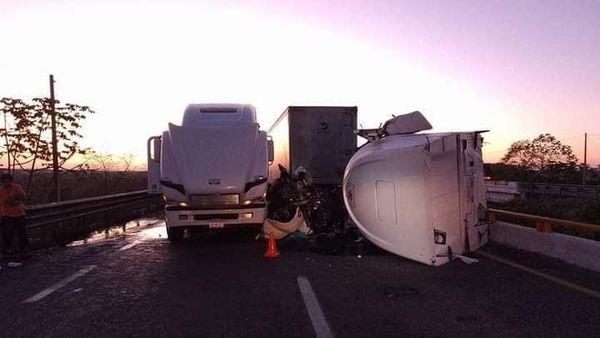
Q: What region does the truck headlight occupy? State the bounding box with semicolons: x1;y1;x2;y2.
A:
242;213;253;219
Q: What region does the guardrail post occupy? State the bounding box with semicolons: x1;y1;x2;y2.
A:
535;221;552;233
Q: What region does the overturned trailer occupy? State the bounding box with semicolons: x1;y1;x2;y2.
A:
343;112;489;266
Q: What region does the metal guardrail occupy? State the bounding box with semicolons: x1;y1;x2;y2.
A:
488;208;600;235
518;182;600;199
26;190;157;229
23;190;163;247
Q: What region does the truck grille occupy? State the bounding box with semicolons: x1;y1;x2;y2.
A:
194;214;239;220
189;194;240;206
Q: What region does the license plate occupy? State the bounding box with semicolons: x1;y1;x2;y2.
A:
209;221;224;229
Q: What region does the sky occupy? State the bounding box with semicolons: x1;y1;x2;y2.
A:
1;0;599;168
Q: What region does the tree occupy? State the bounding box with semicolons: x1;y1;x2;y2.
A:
502;133;578;171
0;96;94;195
82;152;134;195
0;97;33;172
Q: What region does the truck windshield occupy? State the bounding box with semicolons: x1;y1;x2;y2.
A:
199;108;237;114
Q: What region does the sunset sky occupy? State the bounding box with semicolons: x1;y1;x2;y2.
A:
1;0;599;168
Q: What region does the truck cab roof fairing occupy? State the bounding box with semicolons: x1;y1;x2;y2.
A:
182;104;257;127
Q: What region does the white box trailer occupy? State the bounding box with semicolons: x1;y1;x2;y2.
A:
147;104;273;242
343;113;488;266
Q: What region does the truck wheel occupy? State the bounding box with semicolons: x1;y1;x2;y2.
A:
167;227;185;242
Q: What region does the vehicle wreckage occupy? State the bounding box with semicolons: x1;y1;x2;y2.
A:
265;109;489;265
343;111;489;266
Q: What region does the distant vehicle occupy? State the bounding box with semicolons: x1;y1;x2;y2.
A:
147;104;273;242
343;112;489;266
268;106;357;185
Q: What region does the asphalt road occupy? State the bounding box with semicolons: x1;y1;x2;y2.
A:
0;219;599;337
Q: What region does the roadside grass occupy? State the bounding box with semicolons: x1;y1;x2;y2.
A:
11;170;147;205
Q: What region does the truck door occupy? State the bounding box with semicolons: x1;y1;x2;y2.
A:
147;136;162;194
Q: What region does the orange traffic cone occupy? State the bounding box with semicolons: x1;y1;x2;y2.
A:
264;232;280;258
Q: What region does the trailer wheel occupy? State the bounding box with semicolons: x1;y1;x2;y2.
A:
167;227;185;242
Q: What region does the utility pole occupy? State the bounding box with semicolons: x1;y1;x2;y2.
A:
49;74;60;201
3;112;10;172
583;132;588;185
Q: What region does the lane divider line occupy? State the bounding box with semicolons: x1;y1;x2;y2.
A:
118;241;140;251
23;265;97;303
297;276;335;338
477;251;600;300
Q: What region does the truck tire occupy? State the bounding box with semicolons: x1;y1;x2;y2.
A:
167;227;185;242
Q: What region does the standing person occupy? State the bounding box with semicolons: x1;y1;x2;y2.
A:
0;173;28;257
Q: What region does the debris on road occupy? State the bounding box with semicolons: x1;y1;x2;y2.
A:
455;255;479;265
266;165;381;256
267;164;346;234
263;208;309;240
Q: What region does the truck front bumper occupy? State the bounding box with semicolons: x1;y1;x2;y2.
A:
164;203;267;229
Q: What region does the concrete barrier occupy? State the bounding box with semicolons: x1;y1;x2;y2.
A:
490;221;600;273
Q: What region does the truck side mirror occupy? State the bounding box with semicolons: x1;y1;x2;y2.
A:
267;138;274;165
148;136;161;162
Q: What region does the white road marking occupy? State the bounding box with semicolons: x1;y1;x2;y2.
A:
118;241;140;251
297;276;334;338
23;265;96;303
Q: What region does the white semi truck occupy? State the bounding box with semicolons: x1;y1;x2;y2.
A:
147;104;273;242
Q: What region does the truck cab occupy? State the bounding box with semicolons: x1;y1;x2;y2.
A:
148;104;273;241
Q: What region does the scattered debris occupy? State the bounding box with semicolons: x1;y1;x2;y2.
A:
266;165;379;256
378;286;421;299
356;111;432;141
263;208;309;240
267;164;346;234
455;255;479;265
266;165;300;223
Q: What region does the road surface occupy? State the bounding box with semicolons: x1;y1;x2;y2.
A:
0;219;598;337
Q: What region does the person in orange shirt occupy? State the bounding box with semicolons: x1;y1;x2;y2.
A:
0;173;28;256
